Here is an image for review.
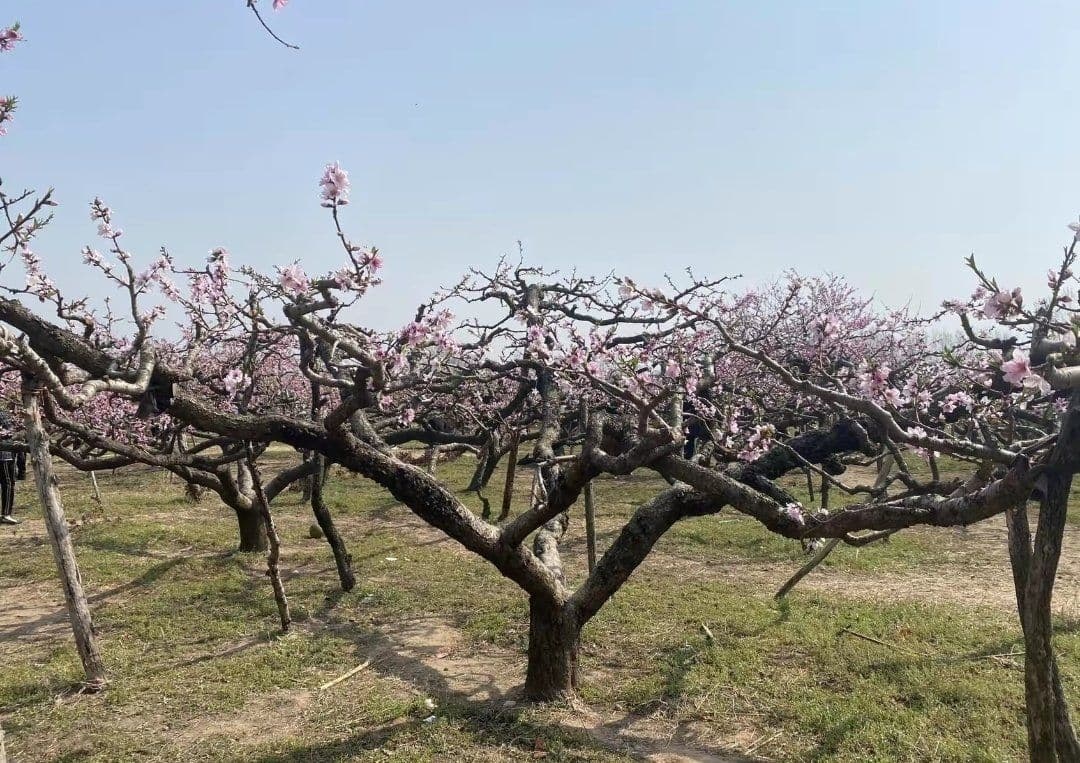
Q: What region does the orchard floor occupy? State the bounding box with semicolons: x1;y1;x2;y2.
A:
2;450;1080;762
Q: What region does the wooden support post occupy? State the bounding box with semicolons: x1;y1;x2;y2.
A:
499;429;521;521
22;382;106;689
245;444;292;633
88;471;101;505
581;401;597;573
584;480;597;574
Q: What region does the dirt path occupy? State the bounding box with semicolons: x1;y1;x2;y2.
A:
357;502;1080;618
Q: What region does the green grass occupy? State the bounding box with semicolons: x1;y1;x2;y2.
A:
0;450;1075;761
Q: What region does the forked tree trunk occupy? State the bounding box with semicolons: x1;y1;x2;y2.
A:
524;597;581;701
235;507;269;553
1015;474;1079;762
1007;388;1080;761
23;383;106;689
1007;501;1080;763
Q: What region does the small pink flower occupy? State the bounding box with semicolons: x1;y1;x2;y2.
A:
0;25;21;53
332;267;357;289
783;503;805;526
882;387;903;407
982;288;1022;320
273;0;289;9
319;161;350;206
223;369;249;396
277;263;310;296
1000;349;1032;387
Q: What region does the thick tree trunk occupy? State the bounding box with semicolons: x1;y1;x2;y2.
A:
524;597;581;701
311;454;356;591
23;383;106;689
235;507;269;553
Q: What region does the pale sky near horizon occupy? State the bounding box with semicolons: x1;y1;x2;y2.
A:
4;1;1080;328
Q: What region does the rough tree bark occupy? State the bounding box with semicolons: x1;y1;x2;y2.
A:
234;507;269;553
524;596;581;700
22;381;106;689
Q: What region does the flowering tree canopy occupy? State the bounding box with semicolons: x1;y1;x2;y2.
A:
5;9;1080;758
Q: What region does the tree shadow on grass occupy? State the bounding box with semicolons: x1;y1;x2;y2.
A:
0;555;197;643
269;614;757;762
249;714;612;762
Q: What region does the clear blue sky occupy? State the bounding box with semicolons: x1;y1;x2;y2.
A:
4;1;1079;326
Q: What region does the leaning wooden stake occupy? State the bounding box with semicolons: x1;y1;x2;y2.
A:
245;444;291;633
499;429;521;521
22;382;106;689
778;472;838;598
583;480;597;574
88;471;102;505
581;402;597;573
775;537;840;600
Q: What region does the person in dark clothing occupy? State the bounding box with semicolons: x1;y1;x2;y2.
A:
0;410;20;525
681;396;711;460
